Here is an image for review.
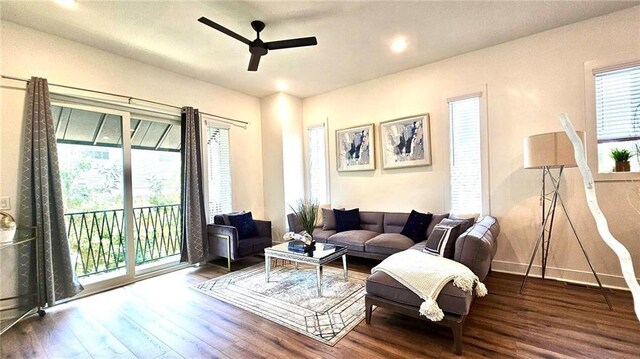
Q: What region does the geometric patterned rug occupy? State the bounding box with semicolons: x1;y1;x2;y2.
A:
191;263;370;346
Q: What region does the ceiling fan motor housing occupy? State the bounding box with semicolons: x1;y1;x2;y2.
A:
250;21;268;55
250;40;268;56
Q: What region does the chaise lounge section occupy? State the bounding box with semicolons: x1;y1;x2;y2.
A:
288;209;499;354
366;216;499;355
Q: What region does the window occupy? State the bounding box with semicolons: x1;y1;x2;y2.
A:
448;94;487;214
307;125;328;204
206;124;232;218
593;64;640;174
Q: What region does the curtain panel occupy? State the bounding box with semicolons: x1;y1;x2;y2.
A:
180;107;208;264
18;77;83;305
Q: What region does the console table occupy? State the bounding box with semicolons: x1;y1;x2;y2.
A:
0;227;45;335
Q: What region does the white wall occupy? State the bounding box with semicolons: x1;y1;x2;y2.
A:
303;7;640;288
280;94;305;214
0;22;265;220
260;92;304;241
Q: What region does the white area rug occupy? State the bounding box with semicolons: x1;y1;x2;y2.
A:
192;263;368;345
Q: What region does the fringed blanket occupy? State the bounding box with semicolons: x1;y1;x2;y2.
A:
371;250;487;321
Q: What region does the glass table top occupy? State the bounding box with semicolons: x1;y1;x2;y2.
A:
0;227;37;249
266;241;346;259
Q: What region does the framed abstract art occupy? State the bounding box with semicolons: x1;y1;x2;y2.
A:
335;124;375;172
379;114;431;169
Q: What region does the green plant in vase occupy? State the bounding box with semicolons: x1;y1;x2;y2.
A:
288;199;319;246
610;148;635;172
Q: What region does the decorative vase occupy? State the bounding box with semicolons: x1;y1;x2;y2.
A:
303;240;316;253
614;161;630;172
0;212;16;244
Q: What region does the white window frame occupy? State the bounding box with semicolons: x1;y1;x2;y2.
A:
305;123;330;204
201;118;233;222
585;54;640;182
445;85;490;215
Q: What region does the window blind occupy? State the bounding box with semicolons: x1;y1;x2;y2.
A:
308;126;328;204
595;65;640;143
207;125;232;218
449;97;482;214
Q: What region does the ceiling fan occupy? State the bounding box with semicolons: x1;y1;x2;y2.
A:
198;17;318;72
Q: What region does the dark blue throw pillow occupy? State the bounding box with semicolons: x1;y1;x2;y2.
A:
334;208;361;232
227;211;258;239
401;210;433;243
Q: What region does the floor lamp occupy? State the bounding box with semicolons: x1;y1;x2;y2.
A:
520;131;612;309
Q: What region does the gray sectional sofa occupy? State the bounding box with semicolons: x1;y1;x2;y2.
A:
288;210;449;260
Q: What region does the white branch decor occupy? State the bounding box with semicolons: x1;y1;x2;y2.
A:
560;113;640;321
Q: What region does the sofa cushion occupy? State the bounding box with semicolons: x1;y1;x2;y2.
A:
311;228;336;243
365;233;414;255
401;210;433;242
442;217;475;234
409;240;426;251
359;211;384;233
315;204;331;227
222;211;246;225
427;213;449;236
424;223;463;258
327;230;378;251
227;212;258;239
450;213;480;222
383;212;410;233
334;208;361;232
366;270;473;316
322;207;343;230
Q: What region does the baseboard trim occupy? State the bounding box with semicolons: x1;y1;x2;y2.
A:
491;260;636;292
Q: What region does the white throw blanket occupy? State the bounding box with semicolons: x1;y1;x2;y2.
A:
371;250;487;321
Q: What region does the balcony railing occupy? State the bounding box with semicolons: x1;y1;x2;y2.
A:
65;204;182;278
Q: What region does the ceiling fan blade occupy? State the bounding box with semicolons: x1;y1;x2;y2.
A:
198;17;251;46
266;37;317;50
248;54;262;71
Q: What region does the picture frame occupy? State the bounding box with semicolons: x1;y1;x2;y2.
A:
379;113;431;169
335;123;375;172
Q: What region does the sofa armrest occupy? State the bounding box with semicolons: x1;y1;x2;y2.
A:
454;216;499;282
207;224;240;260
254;219;272;239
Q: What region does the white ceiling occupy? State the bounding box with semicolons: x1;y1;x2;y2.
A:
1;1;637;98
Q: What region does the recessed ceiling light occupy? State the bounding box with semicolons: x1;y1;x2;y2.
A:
53;0;78;9
391;37;408;53
276;81;289;92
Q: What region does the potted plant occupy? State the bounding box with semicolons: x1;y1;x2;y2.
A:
287;199;319;247
609;148;634;172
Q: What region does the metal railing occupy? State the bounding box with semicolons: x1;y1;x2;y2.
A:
65;204;182;278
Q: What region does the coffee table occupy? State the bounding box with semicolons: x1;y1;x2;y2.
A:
264;242;348;297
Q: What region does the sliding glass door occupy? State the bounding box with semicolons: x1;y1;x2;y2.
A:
130;117;182;273
53;102;182;289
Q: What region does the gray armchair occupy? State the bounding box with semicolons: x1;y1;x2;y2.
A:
207;213;272;271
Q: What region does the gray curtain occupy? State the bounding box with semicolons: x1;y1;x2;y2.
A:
180;107;208;264
18;77;83;305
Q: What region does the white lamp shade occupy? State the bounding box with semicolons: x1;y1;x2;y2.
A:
523;131;585;169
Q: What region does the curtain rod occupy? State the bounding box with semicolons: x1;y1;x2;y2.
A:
1;75;249;127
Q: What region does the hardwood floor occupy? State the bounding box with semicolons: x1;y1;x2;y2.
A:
1;256;639;358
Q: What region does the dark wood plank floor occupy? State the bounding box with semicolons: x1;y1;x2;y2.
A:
1;256;639;358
